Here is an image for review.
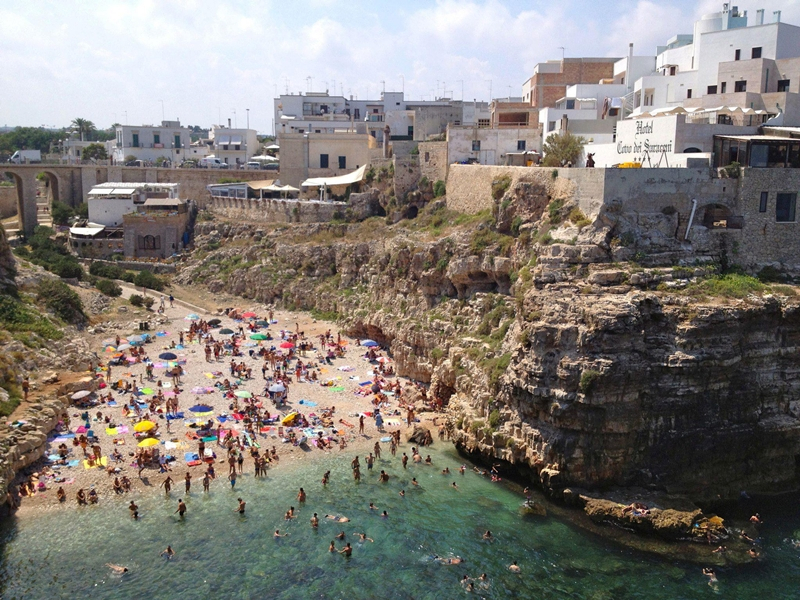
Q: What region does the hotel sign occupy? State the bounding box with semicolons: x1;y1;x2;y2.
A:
616;119;675;159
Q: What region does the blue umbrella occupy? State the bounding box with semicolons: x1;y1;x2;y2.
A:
189;404;213;413
159;352;178;360
361;339;379;347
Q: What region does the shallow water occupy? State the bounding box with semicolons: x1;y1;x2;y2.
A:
1;445;799;599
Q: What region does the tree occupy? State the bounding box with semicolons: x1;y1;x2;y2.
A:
50;201;75;225
541;131;586;167
70;118;96;142
81;143;107;161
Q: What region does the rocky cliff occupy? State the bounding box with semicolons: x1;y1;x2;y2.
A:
178;182;800;503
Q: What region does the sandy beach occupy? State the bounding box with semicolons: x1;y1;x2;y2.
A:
13;291;442;513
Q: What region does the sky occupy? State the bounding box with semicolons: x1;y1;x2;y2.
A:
1;0;799;134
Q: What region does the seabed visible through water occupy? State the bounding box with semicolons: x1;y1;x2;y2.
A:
1;445;799;599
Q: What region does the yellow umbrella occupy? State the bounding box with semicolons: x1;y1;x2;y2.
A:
133;421;156;432
138;438;159;447
281;412;298;425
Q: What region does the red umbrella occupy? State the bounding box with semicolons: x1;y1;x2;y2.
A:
242;312;257;319
280;341;294;349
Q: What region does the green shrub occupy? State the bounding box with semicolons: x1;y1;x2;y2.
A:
579;369;601;394
133;269;165;291
89;261;124;279
689;273;765;299
121;271;136;283
469;420;485;434
142;296;156;309
50;201;75;226
486;353;511;389
96;278;122;297
757;265;784;283
488;409;501;429
129;294;144;307
36;279;84;324
511;216;523;236
548;199;565;224
52;256;84;279
0;295;63;343
430;347;444;363
433;180;446;198
491;175;512;201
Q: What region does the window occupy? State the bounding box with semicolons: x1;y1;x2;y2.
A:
472;140;481;152
477;119;490;128
139;235;161;250
132;133;139;147
320;154;329;168
174;135;181;149
565;99;575;109
735;49;741;61
517;140;526;151
354;109;360;119
669;66;676;75
153;133;160;144
734;80;747;92
776;193;796;222
408;126;414;137
424;152;430;162
707;85;717;95
759;191;768;213
778;79;790;92
721;81;727;93
548;121;556;132
751;47;762;59
338;156;346;169
687;89;692;99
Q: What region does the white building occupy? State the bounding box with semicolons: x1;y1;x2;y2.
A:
447;125;542;165
274;91;490;142
208;125;259;166
112;121;193;165
85;182;181;227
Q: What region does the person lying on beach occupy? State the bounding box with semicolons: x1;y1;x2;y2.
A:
106;564;129;574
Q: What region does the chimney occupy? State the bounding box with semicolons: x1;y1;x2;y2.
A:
774;10;781;22
756;9;764;25
228;118;231;128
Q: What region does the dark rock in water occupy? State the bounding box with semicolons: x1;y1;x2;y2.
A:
408;426;433;446
521;500;547;516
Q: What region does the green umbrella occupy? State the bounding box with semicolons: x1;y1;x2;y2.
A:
250;333;268;340
234;390;252;398
141;387;155;395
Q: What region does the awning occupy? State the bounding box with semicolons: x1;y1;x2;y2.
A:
266;144;280;150
217;136;231;144
250;155;279;162
69;226;105;236
245;180;276;191
88;189;109;195
301;164;366;188
230;135;242;144
112;188;136;195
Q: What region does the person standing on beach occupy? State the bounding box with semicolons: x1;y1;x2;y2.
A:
175;499;187;519
161;476;174;496
359;415;365;434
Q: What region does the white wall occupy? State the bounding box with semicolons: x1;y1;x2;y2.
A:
448;126;541;165
89;197;136;227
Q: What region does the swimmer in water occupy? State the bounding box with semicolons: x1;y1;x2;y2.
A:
434;555;464;565
483;530;494;540
381;510;388;518
451;482;459;490
325;514;350;522
702;568;718;587
411;478;419;486
160;545;175;559
399;490;405;497
460;465;466;475
442;467;450;474
335;531;346;540
339;543;352;557
509;561;521;573
369;502;378;510
274;530;289;538
329;540;336;552
354;532;374;543
106;564;129;574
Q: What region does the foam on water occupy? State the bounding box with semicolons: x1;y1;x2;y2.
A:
1;445;799;599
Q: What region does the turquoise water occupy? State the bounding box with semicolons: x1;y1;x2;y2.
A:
1;445;799;599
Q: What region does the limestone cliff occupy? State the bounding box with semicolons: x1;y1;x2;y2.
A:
178;187;800;503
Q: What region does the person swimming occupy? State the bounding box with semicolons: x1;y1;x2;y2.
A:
106;563;129;574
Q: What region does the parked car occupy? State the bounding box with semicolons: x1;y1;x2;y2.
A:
243;161;263;170
263;163;279;171
179;159;197;169
199;157;229;169
125;159;147;167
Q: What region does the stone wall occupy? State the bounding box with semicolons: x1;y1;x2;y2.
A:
0;186;16;219
393;156;421;200
209;197;344;223
418;142;448;184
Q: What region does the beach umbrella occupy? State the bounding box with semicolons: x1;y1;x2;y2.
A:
362;339;379;347
116;343;132;351
185;313;200;321
71;390;92;400
101;338;116;347
371;383;381;394
376;356;390;363
234;390;252;398
128;334;146;343
208;318;221;326
104;346;117;352
250;333;268;340
280;341;294;349
281;412;298;425
256;320;269;327
133;421;156;432
137;438;159;447
219;328;234;335
268;383;286;393
189;404;213;413
191;386;213;395
159;352;178;360
242;312;257;319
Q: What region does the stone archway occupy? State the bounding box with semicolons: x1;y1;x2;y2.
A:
2;171;25;234
37;170;61;206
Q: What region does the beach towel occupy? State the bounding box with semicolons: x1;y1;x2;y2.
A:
47;454;62;462
217;416;228;423
201;436;217;443
117;425;130;434
359;381;372;387
330;386;345;392
184;452;200;462
67;460;80;467
52;435;74;443
107;400;118;407
105;427;118;436
83;456;108;470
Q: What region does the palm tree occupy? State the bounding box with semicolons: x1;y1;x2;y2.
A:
70;118;96;141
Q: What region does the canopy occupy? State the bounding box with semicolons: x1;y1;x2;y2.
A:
208;318;221;326
234;390;252;398
219;328;235;335
242;312;257;318
159;352;178;360
250;155;279;162
69;225;106;237
361;339;379;347
250;333;268;340
266;144;280;150
245;180;277;190
71;390;92;400
138;438;159;447
280;341;294;349
301;164;366;188
269;383;286;393
189;404;213;413
134;421;156;432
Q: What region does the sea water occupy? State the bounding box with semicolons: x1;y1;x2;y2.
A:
1;445;799;600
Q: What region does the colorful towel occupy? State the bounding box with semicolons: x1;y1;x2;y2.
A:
82;456;108;470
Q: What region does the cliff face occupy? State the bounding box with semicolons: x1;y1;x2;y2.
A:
0;226;16;293
179;201;800;502
452;290;800;501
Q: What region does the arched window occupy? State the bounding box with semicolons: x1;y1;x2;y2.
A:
138;235;161;250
